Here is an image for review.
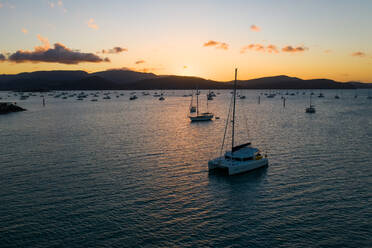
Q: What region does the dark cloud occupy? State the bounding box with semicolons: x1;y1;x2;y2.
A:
135;60;145;64
282;45;308;53
351;51;366;57
203;40;229;50
0;54;5;61
8;42;110;64
101;46;128;54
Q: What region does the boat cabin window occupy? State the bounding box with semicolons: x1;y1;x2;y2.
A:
225;155;253;161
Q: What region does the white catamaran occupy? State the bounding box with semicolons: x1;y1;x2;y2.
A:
208;69;268;175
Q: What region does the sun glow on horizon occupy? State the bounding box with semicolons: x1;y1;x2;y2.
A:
0;0;371;83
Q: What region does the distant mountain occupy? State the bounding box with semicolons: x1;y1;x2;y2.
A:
123;75;229;90
0;70;88;83
236;76;356;89
57;76;119;90
0;70;371;91
91;69;158;84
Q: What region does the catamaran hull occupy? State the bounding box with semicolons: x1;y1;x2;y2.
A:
189;116;213;121
208;158;268;175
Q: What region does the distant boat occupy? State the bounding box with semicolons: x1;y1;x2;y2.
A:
305;95;316;113
318;93;324;98
335;95;340;99
158;90;165;100
207;90;214;100
189;87;213;122
189;91;196;113
91;99;98;102
208;69;268;175
130;95;137;100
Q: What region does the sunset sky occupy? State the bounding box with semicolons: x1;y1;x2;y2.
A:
0;0;371;82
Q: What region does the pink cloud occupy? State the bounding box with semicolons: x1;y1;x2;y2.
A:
351;51;366;57
203;40;229;50
250;25;261;32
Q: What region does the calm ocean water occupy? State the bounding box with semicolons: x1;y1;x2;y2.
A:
1;89;371;247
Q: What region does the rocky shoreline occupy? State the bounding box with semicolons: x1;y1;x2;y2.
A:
0;102;26;114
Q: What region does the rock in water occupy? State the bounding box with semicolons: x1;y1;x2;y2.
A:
0;102;26;114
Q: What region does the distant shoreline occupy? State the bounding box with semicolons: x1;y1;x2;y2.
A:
1;70;371;91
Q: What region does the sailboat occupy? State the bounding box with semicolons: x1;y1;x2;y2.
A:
208;69;268;175
305;94;316;113
189;88;213;121
189;91;196;113
207;90;214;100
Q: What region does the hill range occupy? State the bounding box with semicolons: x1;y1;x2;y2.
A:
0;69;370;91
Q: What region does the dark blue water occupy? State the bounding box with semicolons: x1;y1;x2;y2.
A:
1;90;371;247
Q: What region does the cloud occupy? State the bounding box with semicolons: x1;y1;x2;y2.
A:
351;51;366;57
250;25;261;32
267;44;279;53
0;54;5;61
0;1;15;9
135;60;145;64
240;43;265;53
21;28;28;34
48;0;66;12
203;40;219;47
87;18;98;30
203;40;229;50
282;45;308;53
101;46;127;54
8;35;110;64
241;44;306;54
217;42;229;50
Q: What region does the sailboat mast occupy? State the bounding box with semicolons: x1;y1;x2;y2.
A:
231;68;237;153
196;87;199;115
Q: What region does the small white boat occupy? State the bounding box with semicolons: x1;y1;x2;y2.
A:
208;69;268;175
305;95;316;113
306;106;316;113
189;112;214;121
189;91;196;113
189;87;213;122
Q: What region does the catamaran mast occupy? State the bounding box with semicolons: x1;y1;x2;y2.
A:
196;86;199;115
231;68;237;153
